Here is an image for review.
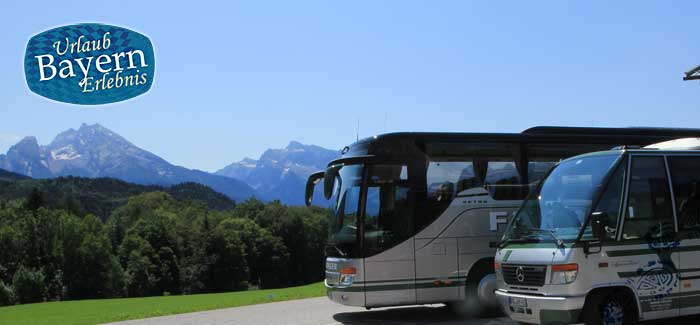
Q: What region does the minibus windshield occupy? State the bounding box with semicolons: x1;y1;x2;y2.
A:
504;154;621;245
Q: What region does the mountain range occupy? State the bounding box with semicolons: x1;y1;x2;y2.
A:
216;141;339;205
0;124;256;203
0;124;339;205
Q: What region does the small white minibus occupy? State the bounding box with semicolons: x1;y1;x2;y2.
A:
495;138;700;324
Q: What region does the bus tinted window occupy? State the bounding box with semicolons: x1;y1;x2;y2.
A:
668;156;700;231
425;142;524;201
427;161;472;202
417;142;525;233
485;161;522;200
622;156;675;241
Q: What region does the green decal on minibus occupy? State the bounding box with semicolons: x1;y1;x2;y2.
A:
503;250;512;262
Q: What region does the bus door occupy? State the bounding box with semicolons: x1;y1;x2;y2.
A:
611;156;679;319
362;164;417;307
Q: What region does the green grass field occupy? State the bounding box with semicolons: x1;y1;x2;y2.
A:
0;282;325;325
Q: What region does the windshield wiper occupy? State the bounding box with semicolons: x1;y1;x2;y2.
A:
528;228;566;248
495;237;539;249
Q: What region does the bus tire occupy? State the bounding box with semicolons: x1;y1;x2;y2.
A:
450;260;502;318
581;288;637;325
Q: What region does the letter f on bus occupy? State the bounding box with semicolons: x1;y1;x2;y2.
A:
490;211;509;231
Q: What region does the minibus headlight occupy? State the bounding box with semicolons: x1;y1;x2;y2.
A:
339;267;356;287
550;263;578;284
494;262;502;280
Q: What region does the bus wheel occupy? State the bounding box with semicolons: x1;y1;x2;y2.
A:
451;266;502;317
582;289;637;325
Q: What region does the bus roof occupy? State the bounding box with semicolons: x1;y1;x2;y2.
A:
349;127;700;149
332;126;700;164
522;126;700;137
357;126;700;143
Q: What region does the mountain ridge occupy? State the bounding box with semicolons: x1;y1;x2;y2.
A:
216;140;339;205
0;124;257;202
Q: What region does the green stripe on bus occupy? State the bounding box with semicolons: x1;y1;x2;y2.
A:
329;279;467;292
618;268;700;278
607;244;700;257
356;275;466;285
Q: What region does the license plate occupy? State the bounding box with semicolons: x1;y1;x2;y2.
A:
509;296;527;308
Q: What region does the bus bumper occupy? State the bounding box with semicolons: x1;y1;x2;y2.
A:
325;280;365;307
495;289;585;324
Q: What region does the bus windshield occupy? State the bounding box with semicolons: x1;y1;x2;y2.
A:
504;153;622;245
328;164;363;258
327;163;413;258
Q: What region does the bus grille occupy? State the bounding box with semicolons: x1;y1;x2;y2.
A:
502;264;546;287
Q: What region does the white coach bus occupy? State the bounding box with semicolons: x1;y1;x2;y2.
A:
495;138;700;324
305;127;700;315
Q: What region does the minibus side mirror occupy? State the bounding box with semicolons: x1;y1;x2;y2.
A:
590;211;608;240
305;171;324;207
583;240;602;255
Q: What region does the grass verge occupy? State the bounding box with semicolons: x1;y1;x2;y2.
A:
0;282;325;325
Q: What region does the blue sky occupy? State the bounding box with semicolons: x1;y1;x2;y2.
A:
1;1;700;171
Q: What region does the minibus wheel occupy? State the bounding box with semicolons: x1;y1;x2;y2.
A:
581;289;637;325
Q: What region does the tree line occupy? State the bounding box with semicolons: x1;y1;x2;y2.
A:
0;189;329;306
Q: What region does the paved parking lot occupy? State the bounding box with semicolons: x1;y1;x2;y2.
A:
102;297;514;325
103;297;700;325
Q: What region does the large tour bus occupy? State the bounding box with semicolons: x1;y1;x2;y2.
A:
495;138;700;324
304;126;700;315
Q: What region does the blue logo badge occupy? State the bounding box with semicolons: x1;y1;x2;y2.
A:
24;23;155;105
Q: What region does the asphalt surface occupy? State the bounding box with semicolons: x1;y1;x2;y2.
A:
101;297;515;325
102;297;700;325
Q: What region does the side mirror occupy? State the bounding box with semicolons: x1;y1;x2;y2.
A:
305;171;325;207
323;165;341;200
590;211;608;240
583;240;602;255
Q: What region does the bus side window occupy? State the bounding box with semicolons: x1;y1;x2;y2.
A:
621;157;675;241
485;161;524;200
668;156;700;231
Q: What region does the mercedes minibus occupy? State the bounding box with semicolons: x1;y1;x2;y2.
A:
495;138;700;324
305;127;700;315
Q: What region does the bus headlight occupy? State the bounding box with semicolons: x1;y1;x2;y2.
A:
339;267;356;287
550;263;578;284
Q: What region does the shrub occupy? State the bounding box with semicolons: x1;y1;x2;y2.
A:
0;280;14;306
12;266;46;304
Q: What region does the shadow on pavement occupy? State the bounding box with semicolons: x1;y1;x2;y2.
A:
332;304;700;325
332;304;514;325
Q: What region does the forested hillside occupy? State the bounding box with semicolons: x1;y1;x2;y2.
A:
0;176;237;219
0;180;329;306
